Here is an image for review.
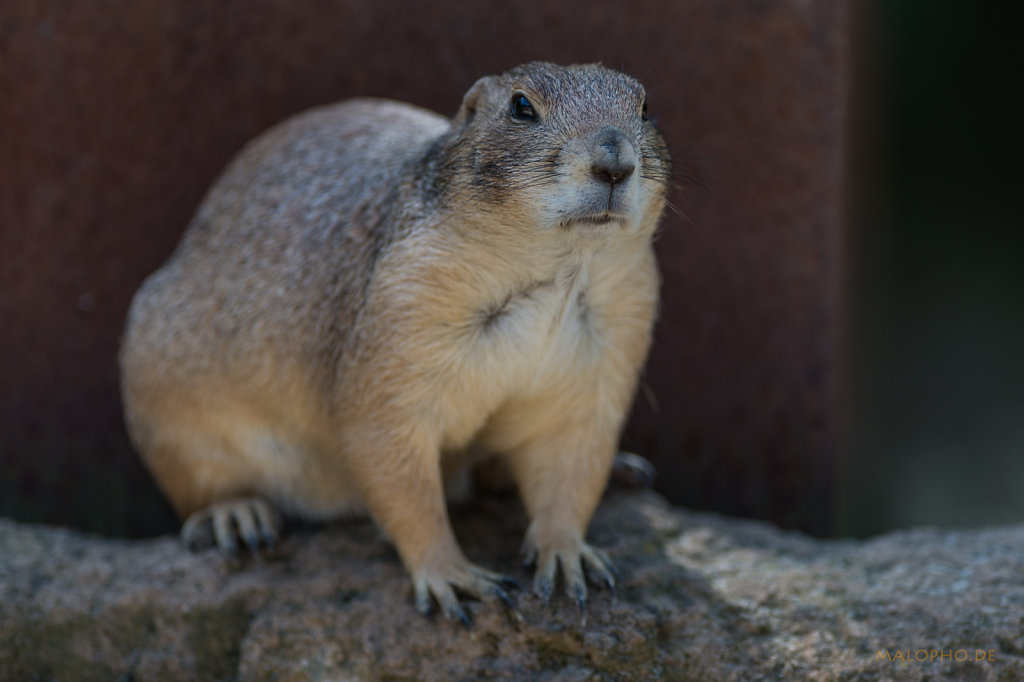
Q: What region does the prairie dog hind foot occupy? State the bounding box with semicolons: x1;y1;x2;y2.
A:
610;451;657;490
180;497;281;556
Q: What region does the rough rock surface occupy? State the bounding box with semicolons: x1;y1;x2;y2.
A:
1;491;1021;681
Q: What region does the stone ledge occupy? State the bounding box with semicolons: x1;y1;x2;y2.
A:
2;491;1021;680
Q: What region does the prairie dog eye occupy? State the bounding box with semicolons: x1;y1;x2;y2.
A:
510;93;538;122
641;98;649;121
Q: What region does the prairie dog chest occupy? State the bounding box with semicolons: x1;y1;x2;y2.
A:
469;256;607;372
371;232;652;452
482;274;576;342
423;254;621;450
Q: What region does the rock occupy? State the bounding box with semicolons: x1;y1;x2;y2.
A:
1;491;1021;680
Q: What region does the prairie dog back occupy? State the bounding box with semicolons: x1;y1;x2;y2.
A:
124;101;446;392
120;61;671;621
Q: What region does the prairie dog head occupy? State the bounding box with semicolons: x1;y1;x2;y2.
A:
438;62;671;238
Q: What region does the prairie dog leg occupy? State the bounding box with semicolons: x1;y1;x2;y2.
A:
345;425;516;624
505;423;620;609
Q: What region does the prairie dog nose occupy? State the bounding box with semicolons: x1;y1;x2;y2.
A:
589;126;637;185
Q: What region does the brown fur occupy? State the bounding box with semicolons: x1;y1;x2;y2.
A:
120;62;670;616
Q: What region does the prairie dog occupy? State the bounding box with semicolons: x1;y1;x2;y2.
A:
120;62;671;620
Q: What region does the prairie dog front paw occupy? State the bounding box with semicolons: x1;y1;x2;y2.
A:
522;524;617;610
412;552;518;626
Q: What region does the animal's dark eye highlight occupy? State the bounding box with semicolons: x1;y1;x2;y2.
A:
641;98;649;121
510;93;538;122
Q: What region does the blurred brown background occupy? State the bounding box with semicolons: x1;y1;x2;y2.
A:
1;1;849;537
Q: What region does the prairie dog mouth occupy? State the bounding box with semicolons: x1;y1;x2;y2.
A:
560;211;625;228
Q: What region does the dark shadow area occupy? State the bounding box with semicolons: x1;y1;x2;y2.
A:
839;2;1024;536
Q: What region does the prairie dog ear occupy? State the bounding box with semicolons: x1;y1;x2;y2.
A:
452;76;496;126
